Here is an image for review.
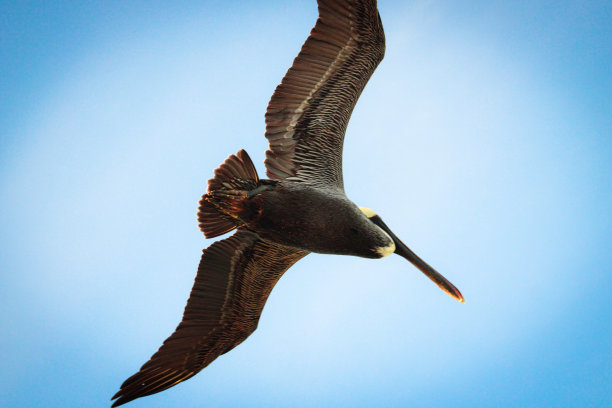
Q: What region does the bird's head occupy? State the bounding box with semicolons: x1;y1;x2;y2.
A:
359;207;464;303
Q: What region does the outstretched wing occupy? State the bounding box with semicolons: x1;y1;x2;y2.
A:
111;230;308;407
265;0;385;190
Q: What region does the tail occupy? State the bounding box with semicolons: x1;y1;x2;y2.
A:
198;150;259;238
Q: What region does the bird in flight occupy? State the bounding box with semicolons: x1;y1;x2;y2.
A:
112;0;463;406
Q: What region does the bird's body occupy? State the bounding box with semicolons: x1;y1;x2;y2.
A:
250;183;393;257
201;151;395;258
112;0;463;406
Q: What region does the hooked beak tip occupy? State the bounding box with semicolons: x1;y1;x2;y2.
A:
453;290;465;303
436;278;465;303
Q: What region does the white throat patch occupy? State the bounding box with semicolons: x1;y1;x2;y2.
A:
375;240;396;258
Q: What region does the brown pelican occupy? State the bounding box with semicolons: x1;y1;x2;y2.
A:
111;0;463;406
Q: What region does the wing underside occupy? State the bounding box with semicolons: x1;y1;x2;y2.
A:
111;230;308;407
265;0;385;189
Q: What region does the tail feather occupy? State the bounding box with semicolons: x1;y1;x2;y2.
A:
198;150;259;238
208;149;258;192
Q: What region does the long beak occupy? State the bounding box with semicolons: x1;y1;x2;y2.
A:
370;215;464;303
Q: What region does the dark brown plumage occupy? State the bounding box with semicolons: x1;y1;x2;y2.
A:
112;1;463;406
112;229;307;406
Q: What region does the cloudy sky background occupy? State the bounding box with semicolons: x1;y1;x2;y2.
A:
1;1;610;407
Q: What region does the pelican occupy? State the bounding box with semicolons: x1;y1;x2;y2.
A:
112;0;463;406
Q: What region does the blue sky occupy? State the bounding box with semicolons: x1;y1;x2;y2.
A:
1;1;611;407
